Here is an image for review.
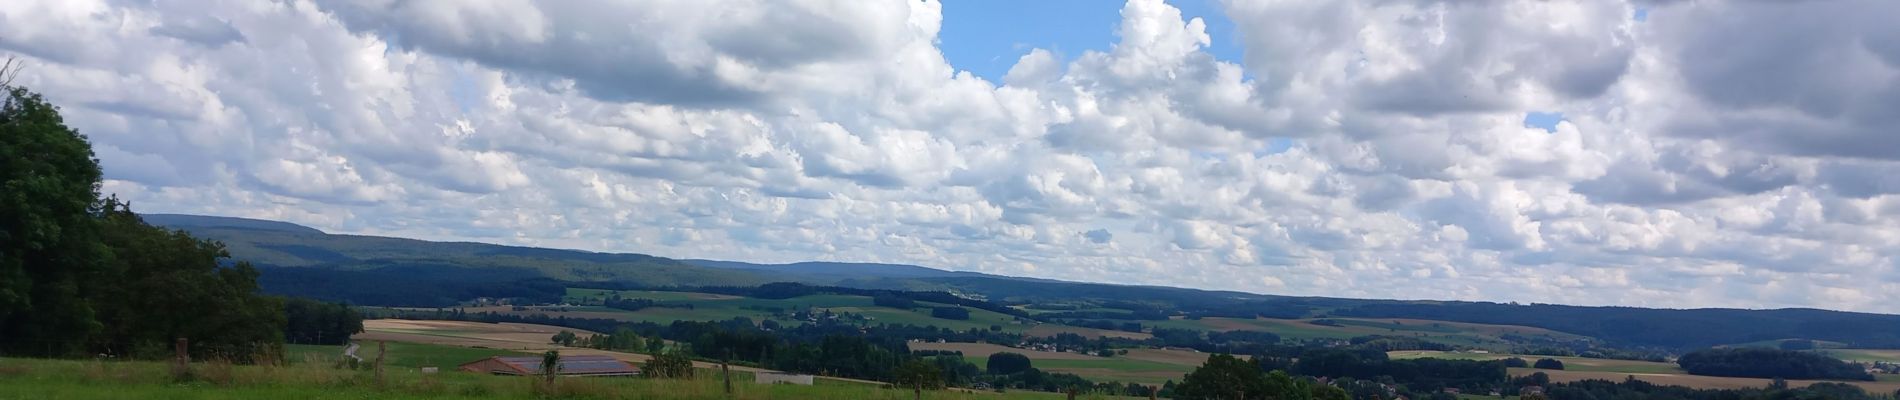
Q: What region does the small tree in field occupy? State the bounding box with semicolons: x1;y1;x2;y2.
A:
1533;358;1565;370
540;350;560;385
894;360;944;400
644;350;695;379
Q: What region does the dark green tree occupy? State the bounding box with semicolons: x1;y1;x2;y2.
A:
90;204;286;362
894;359;945;399
1174;353;1267;399
551;330;578;346
987;352;1032;375
284;297;363;345
1;86;284;361
541;350;560;385
0;86;108;357
1533;358;1565;370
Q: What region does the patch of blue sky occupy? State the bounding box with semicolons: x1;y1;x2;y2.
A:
1524;111;1564;133
938;0;1244;83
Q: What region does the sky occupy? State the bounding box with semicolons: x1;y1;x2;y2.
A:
3;0;1900;313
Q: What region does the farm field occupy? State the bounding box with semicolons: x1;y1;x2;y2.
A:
1396;350;1900;393
1723;338;1849;349
286;342;521;370
543;288;1160;338
1145;317;1587;351
909;342;1200;385
0;357;1135;400
1822;349;1900;363
1388;350;1680;374
1513;368;1900;393
1025;324;1152;340
353;318;900;388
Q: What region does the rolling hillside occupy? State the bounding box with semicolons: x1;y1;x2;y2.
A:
146;213;1900;351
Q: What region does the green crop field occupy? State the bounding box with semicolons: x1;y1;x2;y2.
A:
0;357;1136;400
1821;349;1900;363
1724;338;1849;350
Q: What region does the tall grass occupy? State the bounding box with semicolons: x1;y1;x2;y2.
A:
0;357;1132;399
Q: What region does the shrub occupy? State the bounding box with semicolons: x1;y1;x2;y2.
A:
1533;358;1565;370
931;307;971;320
987;352;1032;375
644;350;696;379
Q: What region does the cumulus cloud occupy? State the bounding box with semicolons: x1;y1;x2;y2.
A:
2;0;1897;313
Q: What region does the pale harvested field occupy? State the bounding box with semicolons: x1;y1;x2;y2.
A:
1512;368;1900;393
911;342;1106;361
395;305;645;321
1026;324;1153;340
362;319;598;346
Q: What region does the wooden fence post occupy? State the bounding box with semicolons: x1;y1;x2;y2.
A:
171;338;190;380
374;341;387;386
721;360;733;395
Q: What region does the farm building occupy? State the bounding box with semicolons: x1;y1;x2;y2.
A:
754;372;814;385
458;355;640;377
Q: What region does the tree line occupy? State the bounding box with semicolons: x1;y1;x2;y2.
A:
1675;347;1874;381
0;86;362;361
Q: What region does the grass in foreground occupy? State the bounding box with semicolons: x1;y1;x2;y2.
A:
0;357;1129;400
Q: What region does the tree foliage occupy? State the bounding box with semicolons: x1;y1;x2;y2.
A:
930;306;970;320
1533;358;1565;370
1174;353;1349;400
0;87;284;361
0;86;107;357
283;297;363;345
1676;347;1872;381
894;359;945;391
987;352;1032;375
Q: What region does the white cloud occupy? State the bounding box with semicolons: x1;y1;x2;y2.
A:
2;0;1897;313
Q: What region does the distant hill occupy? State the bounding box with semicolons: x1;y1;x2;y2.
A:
144;213;325;235
145;213;1900;350
684;259;974;279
